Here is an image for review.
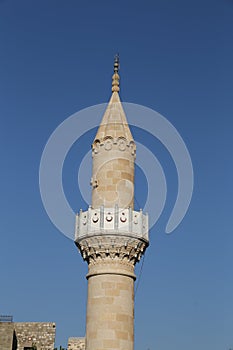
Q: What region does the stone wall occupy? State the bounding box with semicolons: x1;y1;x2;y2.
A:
67;337;85;350
0;322;14;350
14;322;56;350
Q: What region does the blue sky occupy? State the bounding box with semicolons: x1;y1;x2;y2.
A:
0;0;233;349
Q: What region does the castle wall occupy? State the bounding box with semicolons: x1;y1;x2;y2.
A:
67;337;85;350
0;322;14;350
14;322;56;350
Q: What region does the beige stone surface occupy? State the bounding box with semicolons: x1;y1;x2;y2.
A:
92;149;135;209
94;91;134;143
14;322;56;350
91;83;136;210
0;322;14;350
85;260;135;350
68;337;85;350
0;322;55;350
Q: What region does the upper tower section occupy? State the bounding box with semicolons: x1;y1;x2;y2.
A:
75;56;149;264
91;55;136;209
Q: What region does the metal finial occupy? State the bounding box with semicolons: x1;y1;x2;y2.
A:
114;53;120;72
112;53;120;92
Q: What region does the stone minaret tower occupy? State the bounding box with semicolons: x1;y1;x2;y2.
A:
75;55;149;350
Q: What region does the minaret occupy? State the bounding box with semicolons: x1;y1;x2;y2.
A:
75;55;149;350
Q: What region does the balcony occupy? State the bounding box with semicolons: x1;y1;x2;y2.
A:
75;206;149;243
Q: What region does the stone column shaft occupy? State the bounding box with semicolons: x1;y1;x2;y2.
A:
86;261;135;350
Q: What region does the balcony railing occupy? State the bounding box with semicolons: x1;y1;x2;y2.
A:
75;206;149;242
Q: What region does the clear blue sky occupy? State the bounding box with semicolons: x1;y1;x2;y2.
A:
0;1;233;349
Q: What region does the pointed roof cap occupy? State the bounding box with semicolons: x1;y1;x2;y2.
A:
94;55;134;143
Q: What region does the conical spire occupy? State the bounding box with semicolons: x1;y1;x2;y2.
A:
94;55;134;143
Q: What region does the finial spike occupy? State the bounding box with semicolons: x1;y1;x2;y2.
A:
114;53;120;72
112;53;120;92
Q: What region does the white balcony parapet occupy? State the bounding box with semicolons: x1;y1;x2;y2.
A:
75;205;149;242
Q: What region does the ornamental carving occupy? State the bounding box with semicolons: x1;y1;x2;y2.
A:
118;138;126;151
76;235;148;266
92;137;136;156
